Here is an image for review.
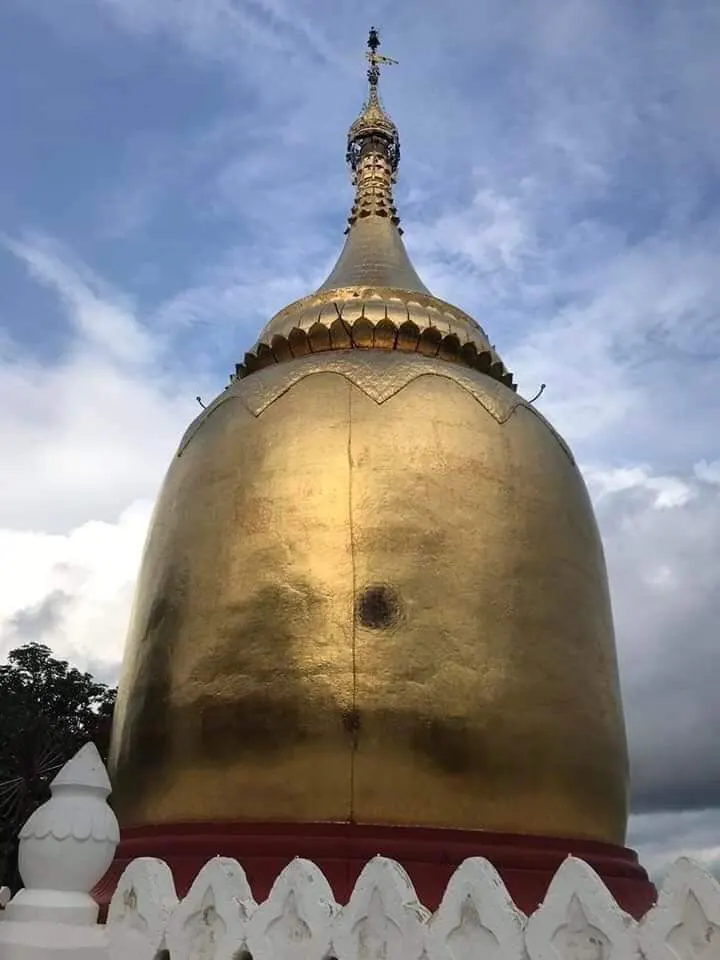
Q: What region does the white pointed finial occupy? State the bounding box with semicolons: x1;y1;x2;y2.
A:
50;741;112;794
4;741;120;927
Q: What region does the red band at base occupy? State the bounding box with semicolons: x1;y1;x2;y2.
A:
95;820;656;919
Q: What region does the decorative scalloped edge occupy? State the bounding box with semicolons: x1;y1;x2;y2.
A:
333;855;429;960
245;857;339;960
234;315;516;390
525;856;638;960
165;856;257;960
262;286;488;339
426;857;526;960
107;857;179;960
176;352;577;472
19;800;120;843
176;352;521;460
639;857;720;960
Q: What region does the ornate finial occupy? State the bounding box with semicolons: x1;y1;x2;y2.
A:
366;26;397;86
236;26;516;389
346;28;400;175
344;28;402;231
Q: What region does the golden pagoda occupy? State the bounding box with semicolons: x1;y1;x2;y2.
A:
107;29;650;915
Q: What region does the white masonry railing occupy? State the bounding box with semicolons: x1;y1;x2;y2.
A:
1;744;719;960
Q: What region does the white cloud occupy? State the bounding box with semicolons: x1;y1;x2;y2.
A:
0;235;207;673
409;185;535;278
695;460;720;486
0;500;151;678
587;466;697;510
425;217;720;459
93;0;343;71
3;234;154;364
0;237;207;681
0;234;206;532
151;242;328;352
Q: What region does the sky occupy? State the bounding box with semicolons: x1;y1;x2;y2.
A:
1;0;719;888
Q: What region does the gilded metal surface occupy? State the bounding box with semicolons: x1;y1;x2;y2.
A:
109;32;628;845
243;287;513;387
191;352;569;461
181;353;522;463
110;352;629;843
319;216;429;293
259;288;489;342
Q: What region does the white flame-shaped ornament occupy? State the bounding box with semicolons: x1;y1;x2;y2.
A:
5;742;120;926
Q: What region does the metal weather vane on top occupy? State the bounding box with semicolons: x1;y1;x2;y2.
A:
366;26;398;85
347;27;401;174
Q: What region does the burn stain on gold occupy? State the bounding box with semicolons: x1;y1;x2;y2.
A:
356;584;402;630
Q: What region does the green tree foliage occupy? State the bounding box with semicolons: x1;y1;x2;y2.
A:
0;642;116;890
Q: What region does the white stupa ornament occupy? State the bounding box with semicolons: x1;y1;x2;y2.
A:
6;741;120;927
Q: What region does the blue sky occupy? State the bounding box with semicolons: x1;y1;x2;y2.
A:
1;0;719;881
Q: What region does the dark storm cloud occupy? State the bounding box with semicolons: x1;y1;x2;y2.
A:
629;808;720;881
1;589;71;649
628;650;720;815
590;471;720;818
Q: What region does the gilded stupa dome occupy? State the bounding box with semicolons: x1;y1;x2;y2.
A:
110;29;629;847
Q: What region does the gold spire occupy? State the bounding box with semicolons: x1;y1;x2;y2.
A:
344;27;401;227
237;28;515;391
320;27;428;293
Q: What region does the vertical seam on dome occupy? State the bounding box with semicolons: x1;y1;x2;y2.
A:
347;379;358;822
